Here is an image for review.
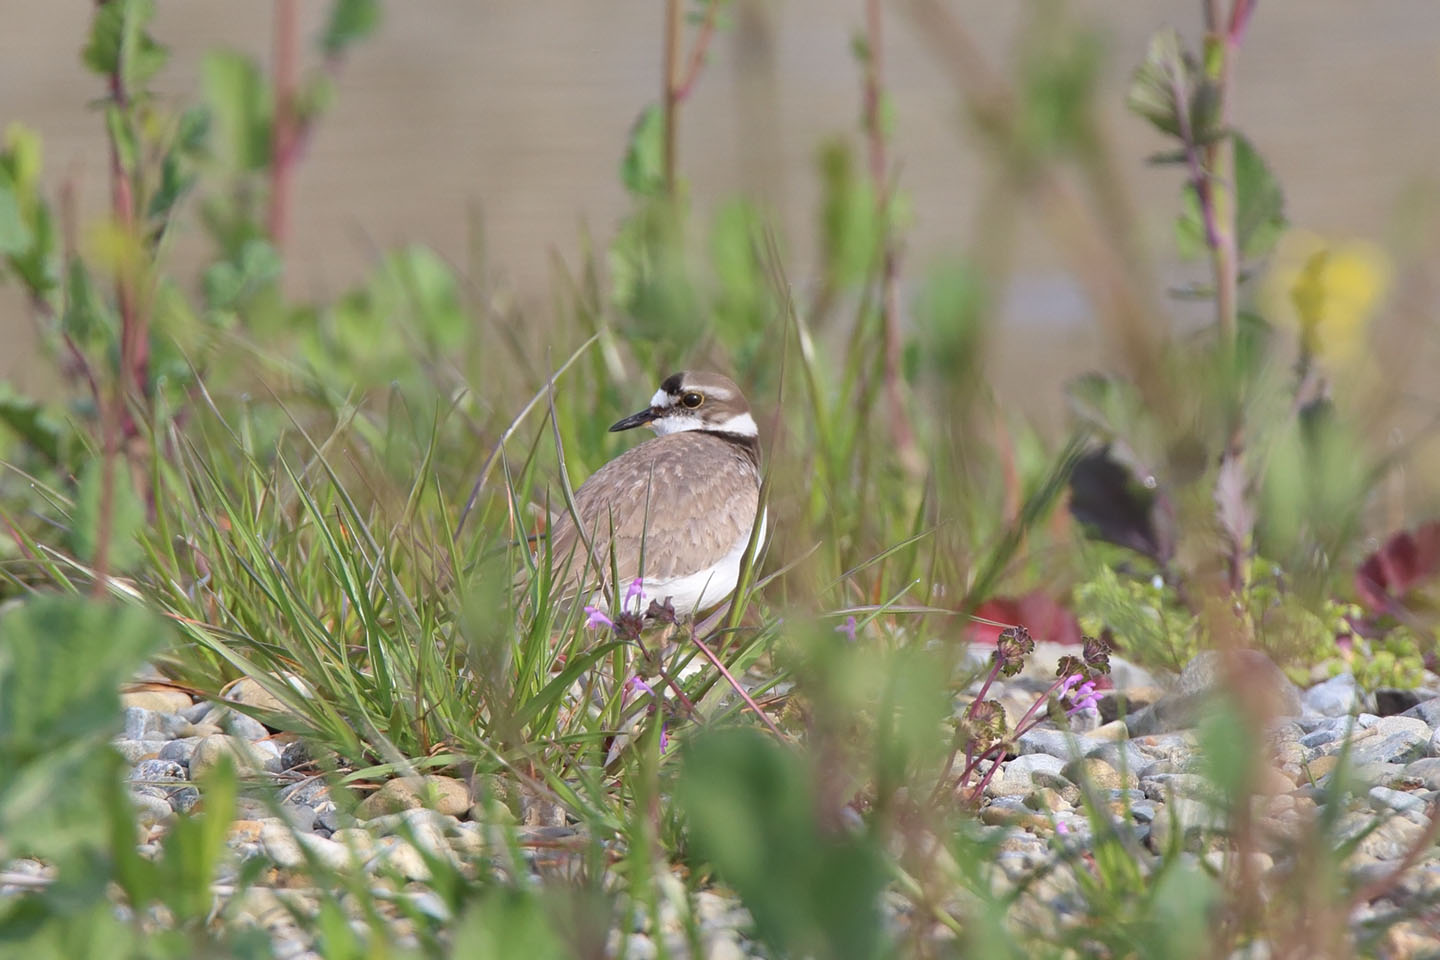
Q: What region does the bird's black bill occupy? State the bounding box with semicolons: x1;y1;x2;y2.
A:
609;407;659;432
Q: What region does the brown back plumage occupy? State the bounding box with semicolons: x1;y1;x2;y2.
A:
544;371;762;605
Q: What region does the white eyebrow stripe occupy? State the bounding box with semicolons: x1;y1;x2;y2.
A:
711;412;757;436
650;388;670;407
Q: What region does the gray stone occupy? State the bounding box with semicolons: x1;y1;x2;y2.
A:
121;707;165;741
1368;786;1430;823
1321;761;1412;790
156;738;200;764
189;734;264;778
1301;673;1369;718
617;933;658;960
279;778;330;807
366;837;432;881
1141;773;1215;802
128;758;199;814
249;739;285;773
1350;717;1430;765
1014;727;1097;759
1401;696;1440;729
1133;650;1302;736
1002;753;1067;787
1061;758;1134;792
169;788;201;814
355;775;472;819
1299;717;1352;750
1402;757;1440;790
261;821;353;871
112;739;168;763
1148;796;1225;849
129;758;188;786
1338;812;1427;861
131;792;173;827
224;711;270;742
1084;741;1149;777
280;740;311;770
279;802;320;833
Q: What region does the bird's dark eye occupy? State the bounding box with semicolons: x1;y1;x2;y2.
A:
681;391;704;409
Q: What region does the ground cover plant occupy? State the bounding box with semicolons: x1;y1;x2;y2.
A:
4;1;1440;957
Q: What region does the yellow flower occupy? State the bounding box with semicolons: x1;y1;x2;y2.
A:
1261;229;1391;361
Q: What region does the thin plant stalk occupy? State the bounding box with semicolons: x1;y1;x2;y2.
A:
268;0;300;248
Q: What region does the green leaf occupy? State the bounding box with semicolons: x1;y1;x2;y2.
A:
82;1;126;76
1174;183;1207;261
0;597;167;864
202;51;274;172
1233;133;1286;260
451;892;570;959
373;245;466;352
1126;28;1187;137
910;258;986;382
202;237;282;310
0;181;31;255
678;729;888;960
62;258;109;348
0;382;63;464
620;104;665;198
0;596;166;756
82;0;168;89
104;105;139;177
70;458;148;572
322;0;383;57
319;0;380;57
2;122;45;195
816;137;878;288
1146;857;1219;958
1174;136;1286;264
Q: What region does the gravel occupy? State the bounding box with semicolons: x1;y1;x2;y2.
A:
69;651;1440;957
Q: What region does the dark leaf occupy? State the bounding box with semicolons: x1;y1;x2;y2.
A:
1356;521;1440;613
1068;446;1175;563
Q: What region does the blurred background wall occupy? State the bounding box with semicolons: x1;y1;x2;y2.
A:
3;1;1438;418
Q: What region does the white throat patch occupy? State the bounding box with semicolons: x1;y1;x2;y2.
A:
647;410;758;437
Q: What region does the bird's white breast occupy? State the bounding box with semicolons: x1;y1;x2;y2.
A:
592;508;768;617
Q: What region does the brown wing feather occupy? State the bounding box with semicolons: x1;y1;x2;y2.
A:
546;433;759;594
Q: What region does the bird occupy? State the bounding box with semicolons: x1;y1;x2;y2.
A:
544;371;766;619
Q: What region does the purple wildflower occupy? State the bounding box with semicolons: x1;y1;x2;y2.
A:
1056;820;1071;835
625;676;658;699
835;615;858;643
625;578;646;613
1066;678;1100;717
625;676;668;754
584;605;614;630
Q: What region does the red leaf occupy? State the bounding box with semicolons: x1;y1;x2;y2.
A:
1356;521;1440;613
968;590;1082;646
